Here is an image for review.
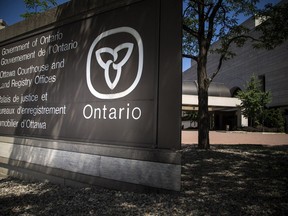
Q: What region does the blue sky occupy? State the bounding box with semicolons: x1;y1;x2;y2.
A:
0;0;280;71
0;0;70;25
182;0;280;71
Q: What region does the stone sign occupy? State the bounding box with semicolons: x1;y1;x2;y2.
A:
0;0;181;191
0;1;161;147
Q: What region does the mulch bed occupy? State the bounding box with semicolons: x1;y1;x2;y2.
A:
1;144;288;215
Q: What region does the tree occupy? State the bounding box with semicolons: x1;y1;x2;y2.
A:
183;0;288;149
236;75;271;127
21;0;58;18
254;2;288;50
265;108;285;132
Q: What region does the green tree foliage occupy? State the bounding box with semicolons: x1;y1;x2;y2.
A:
183;0;288;149
182;111;198;121
254;2;288;50
265;108;285;132
21;0;58;18
236;75;271;127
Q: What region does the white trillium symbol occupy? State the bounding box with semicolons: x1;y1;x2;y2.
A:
95;43;134;90
86;27;143;99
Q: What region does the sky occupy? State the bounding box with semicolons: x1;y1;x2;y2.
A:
0;0;70;25
0;0;281;72
182;0;281;71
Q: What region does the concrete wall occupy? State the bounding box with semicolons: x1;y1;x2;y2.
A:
183;17;288;108
0;136;181;191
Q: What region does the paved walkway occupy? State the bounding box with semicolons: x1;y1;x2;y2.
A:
182;130;288;146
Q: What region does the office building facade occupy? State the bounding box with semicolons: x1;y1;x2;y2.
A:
183;14;288;131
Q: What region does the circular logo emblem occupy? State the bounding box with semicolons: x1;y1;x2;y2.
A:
86;27;144;99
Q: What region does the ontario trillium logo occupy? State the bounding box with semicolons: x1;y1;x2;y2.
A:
86;27;144;99
96;42;134;90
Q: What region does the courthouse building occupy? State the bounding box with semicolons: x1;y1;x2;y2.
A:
182;11;288;131
0;19;7;30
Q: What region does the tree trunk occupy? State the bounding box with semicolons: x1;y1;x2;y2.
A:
197;55;210;149
198;85;210;149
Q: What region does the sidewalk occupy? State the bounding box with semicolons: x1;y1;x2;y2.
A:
182;130;288;145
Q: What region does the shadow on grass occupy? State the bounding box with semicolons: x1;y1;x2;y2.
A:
0;144;287;215
181;144;288;215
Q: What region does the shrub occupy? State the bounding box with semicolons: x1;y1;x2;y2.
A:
265;108;285;132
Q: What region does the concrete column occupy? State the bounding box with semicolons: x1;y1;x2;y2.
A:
237;109;248;127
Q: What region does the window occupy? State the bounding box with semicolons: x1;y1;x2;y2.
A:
258;75;266;92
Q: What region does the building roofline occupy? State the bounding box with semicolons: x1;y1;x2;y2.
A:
0;19;8;27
